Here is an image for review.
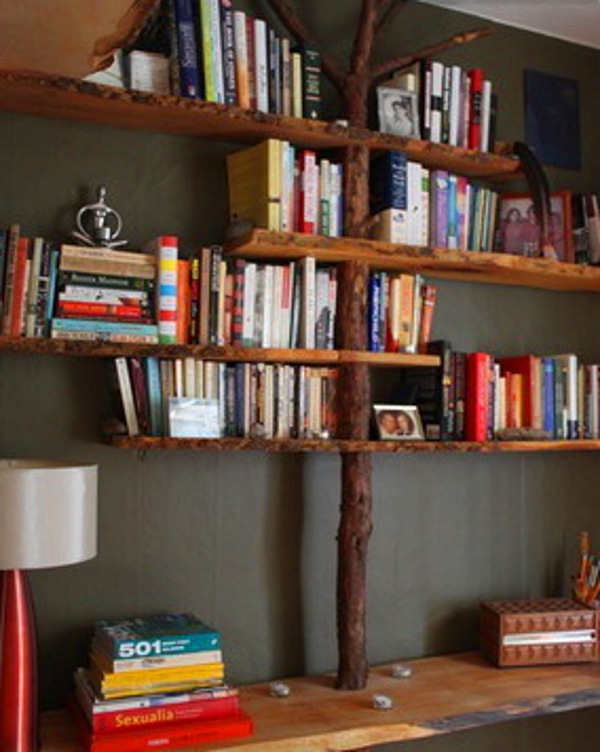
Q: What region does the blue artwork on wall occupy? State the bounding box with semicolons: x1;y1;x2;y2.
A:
524;69;581;170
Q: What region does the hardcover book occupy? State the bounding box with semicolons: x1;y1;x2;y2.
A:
94;613;221;659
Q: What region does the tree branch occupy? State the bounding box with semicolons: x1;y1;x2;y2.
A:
375;0;407;39
350;0;379;76
262;0;346;92
370;27;492;83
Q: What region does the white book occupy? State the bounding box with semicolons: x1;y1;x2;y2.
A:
448;65;462;147
173;358;184;398
590;364;599;438
329;163;343;237
315;268;330;349
264;364;274;438
184;357;196;398
326;269;337;350
128;50;170;95
319;158;331;236
430;61;444;143
480;79;493;152
233;10;249;108
194;359;204;399
280;141;292;232
300;256;316;349
115;357;140;437
270;264;283;348
242;262;256;346
291;51;303;118
254;18;269;113
407;161;423;246
408;274;423;354
262;264;274;348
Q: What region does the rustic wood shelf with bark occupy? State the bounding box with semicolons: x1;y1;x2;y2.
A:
106;436;600;454
39;652;600;752
0;336;439;367
0;72;522;179
227;230;600;292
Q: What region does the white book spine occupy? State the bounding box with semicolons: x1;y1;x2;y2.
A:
448;65;462;147
407;161;423;246
262;264;274;348
254;19;269;113
300;256;316;349
430;61;444;143
242;262;256;346
115;357;140;436
233;10;249;109
480;79;492;152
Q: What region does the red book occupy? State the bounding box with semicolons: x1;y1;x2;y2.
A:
465;351;492;441
176;258;190;344
231;257;246;347
70;700;253;752
57;301;148;319
467;68;484;150
497;355;542;429
298;149;317;234
10;236;29;336
188;256;200;343
85;694;240;735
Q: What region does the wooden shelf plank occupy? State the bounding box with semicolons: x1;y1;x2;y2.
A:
0;73;521;179
106;437;600;453
0;337;439;367
227;230;600;292
40;652;600;752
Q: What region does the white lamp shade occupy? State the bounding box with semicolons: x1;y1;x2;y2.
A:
0;459;97;570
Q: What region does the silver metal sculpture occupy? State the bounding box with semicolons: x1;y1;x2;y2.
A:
72;186;127;248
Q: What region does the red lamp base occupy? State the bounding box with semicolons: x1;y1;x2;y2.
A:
0;570;38;752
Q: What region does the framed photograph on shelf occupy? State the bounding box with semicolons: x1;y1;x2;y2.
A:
495;190;574;262
374;404;425;441
376;86;420;138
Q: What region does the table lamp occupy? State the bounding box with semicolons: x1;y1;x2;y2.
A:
0;459;98;752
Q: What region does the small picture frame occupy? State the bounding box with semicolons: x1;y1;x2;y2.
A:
495;190;574;262
374;404;425;440
169;398;221;438
376;86;420;139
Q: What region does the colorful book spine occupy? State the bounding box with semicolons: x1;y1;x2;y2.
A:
468;68;484;150
151;235;179;344
199;0;217;101
232;9;249;108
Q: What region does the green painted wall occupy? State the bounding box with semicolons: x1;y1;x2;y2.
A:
0;1;598;749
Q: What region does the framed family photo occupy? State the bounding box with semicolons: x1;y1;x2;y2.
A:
376;86;420;139
374;404;425;441
495;189;574;262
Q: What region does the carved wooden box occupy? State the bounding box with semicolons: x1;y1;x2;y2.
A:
480;598;599;667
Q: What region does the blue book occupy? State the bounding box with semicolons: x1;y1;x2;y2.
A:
45;246;60;333
370;151;407;214
173;0;201;97
144;356;163;437
446;174;458;249
542;357;555;436
51;318;158;336
368;273;381;352
94;613;221;658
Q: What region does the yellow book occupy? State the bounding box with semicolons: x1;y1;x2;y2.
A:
226;139;281;231
95;677;225;700
90;656;225;688
398;274;415;350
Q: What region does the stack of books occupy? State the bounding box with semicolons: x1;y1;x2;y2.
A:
51;245;159;344
71;612;253;751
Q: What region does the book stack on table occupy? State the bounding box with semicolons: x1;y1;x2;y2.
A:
70;612;253;752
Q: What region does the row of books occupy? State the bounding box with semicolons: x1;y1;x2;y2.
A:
0;226;58;337
110;356;339;439
128;0;320;119
370;150;499;251
401;344;596;442
385;61;496;151
71;613;252;752
368;273;436;354
572;191;600;265
227;139;343;237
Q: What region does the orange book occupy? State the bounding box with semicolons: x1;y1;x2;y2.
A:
498;355;542;428
10;236;30;336
418;284;437;350
506;372;524;428
176;259;190;345
398;274;414;350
